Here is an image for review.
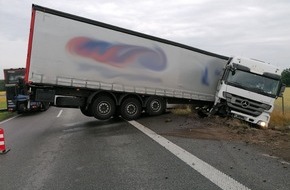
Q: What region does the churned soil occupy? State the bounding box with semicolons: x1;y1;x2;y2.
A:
162;113;290;162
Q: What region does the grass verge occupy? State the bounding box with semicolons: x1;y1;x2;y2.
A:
0;91;6;110
0;91;16;122
0;111;16;122
270;87;290;129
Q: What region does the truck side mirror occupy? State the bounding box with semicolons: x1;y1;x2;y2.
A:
278;84;286;97
229;66;236;75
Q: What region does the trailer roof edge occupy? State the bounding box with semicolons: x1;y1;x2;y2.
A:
32;4;229;60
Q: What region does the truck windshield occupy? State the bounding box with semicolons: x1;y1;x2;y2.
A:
225;69;280;97
4;70;25;84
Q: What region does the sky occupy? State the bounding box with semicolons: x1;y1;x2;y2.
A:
0;0;290;79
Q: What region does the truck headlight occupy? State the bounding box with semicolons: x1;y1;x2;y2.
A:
257;121;268;129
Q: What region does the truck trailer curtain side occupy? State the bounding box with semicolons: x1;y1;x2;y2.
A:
26;4;229;102
25;4;243;121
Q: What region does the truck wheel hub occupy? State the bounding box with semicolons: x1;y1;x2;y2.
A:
151;101;160;111
99;102;110;114
127;104;136;115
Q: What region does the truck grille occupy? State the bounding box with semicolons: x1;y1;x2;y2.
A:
223;92;271;117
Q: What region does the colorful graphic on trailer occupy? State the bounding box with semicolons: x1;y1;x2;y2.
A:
65;37;218;86
66;37;167;71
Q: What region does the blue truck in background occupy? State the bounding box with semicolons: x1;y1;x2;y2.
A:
3;68;49;113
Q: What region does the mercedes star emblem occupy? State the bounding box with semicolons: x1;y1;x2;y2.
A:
241;100;250;108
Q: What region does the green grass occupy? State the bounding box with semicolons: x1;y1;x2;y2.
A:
0;112;16;121
0;91;16;122
0;91;6;109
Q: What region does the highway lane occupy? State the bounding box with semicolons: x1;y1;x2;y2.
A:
0;107;289;190
137;114;290;190
0;107;218;190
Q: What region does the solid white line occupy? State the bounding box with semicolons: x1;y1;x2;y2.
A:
128;120;250;190
0;115;19;125
57;110;63;118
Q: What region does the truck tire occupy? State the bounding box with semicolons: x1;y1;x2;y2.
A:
41;102;50;111
80;105;93;117
146;96;166;116
91;96;116;120
120;98;142;120
17;103;26;114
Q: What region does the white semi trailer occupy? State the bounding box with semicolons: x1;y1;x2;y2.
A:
25;5;284;127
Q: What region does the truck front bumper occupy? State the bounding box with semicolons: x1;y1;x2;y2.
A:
231;110;270;128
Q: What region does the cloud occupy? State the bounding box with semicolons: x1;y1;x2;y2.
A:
0;35;27;69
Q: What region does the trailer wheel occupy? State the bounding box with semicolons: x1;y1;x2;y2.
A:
146;96;166;116
91;96;116;120
80;105;93;117
120;98;142;120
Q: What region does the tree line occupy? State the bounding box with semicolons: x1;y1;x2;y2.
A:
281;68;290;87
0;80;4;91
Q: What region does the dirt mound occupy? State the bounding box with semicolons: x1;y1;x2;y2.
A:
162;113;290;162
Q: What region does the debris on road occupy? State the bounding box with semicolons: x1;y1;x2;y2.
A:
162;112;290;162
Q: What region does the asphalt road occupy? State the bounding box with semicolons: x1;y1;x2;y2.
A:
0;107;289;190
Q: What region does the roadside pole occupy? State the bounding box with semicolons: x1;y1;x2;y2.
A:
282;96;285;115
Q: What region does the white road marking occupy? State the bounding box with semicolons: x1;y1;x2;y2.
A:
128;120;250;190
57;110;63;118
0;115;19;125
